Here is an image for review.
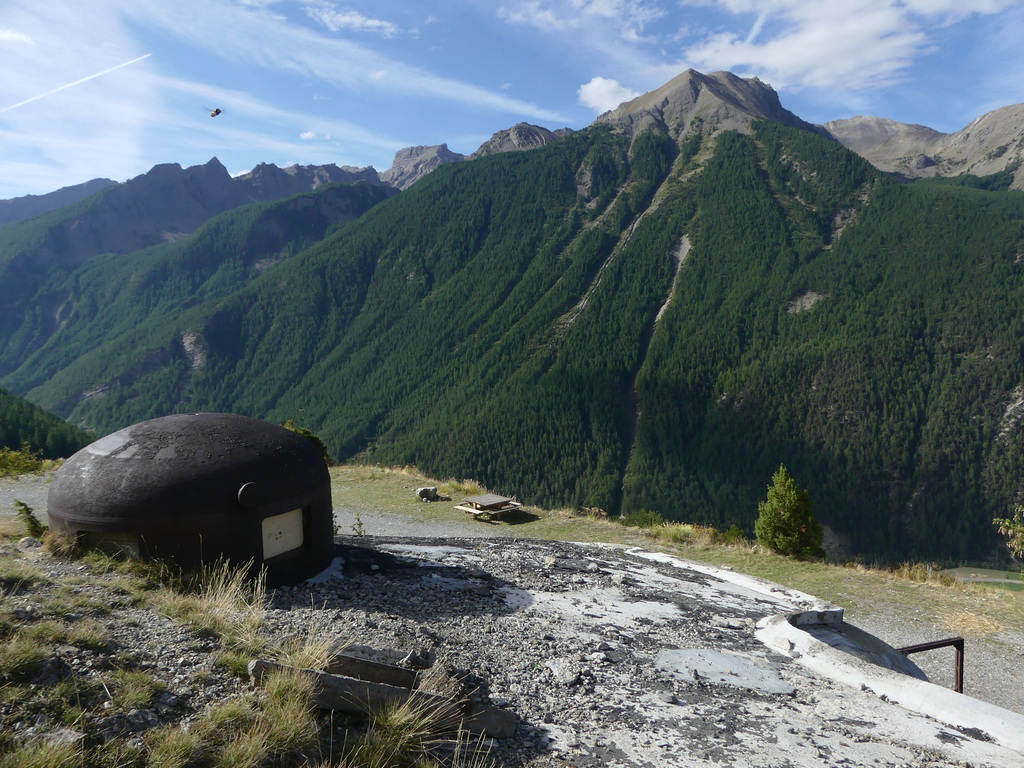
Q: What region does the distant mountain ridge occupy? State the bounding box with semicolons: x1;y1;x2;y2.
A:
0;178;117;227
823;104;1024;188
0;157;392;271
379;123;570;190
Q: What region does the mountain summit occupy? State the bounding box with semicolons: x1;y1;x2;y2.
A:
597;69;827;141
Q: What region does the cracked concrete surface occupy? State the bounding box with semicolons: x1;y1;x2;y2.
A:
328;537;1024;767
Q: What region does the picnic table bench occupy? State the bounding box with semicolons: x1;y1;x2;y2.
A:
455;493;522;518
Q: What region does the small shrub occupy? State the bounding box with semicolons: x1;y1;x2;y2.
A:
720;524;748;546
13;501;45;539
0;444;42;478
283;421;332;465
993;506;1024;569
754;464;823;559
619;509;665;529
889;562;957;586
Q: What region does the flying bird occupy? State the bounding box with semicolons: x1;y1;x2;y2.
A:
203;106;222;117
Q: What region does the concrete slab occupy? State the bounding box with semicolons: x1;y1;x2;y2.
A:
349;536;1024;767
655;648;796;694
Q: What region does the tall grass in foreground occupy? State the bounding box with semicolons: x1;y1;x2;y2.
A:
154;560;267;643
0;537;494;768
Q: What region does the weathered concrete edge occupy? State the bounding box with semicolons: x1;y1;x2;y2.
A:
756;610;1024;753
613;545;836;612
597;544;1024;753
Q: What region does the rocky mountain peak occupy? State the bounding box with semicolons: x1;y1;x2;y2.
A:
380;144;467;191
597;68;827;142
471;123;565;158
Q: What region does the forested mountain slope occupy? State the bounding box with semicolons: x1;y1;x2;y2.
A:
0;182;396;385
3;71;1024;563
0;386;90;458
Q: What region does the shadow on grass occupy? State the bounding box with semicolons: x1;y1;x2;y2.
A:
468;509;542;526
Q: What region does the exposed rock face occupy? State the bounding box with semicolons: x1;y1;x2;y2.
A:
0;178;116;227
823;105;1024;188
596;68;829;142
471;123;565;158
380;144;467;190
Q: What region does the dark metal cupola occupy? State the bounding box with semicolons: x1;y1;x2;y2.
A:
47;413;334;586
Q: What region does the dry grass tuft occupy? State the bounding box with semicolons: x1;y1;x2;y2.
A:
0;736;81;768
272;631;339;671
889;562;959;586
0;518;26;538
155;560;267;642
942;610;1004;636
342;691;484;768
0;558;47;592
0;633;48;685
443;478;488;498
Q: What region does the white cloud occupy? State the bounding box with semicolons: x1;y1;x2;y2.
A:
300;130;317;139
122;0;566;121
0;28;33;45
498;0;664;39
498;2;577;33
577;76;640;112
304;2;401;38
674;0;1021;91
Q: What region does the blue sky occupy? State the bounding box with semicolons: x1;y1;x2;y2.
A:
1;0;1023;200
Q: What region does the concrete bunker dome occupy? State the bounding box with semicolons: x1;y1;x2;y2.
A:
47;412;334;586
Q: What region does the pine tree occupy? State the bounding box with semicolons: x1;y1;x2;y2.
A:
754;464;824;559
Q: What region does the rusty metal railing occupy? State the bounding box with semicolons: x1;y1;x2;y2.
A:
897;637;964;693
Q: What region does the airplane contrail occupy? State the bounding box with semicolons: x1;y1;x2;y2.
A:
0;53;152;114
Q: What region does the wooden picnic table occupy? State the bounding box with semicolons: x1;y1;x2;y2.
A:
455;493;522;518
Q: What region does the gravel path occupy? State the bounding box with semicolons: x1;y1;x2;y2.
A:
0;471;55;521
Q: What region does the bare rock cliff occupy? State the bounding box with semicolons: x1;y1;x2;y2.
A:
380;144;467;190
